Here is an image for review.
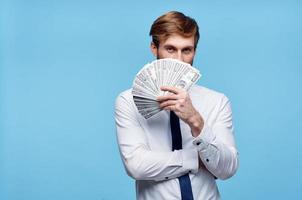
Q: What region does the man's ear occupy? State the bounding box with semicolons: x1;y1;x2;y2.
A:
150;42;158;57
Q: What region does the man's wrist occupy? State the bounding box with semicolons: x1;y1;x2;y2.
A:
187;110;204;137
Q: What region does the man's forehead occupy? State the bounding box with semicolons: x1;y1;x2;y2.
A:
160;34;195;48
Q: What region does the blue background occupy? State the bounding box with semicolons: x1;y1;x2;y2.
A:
1;0;301;199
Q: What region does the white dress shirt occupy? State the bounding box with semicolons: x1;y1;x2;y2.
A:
115;85;239;200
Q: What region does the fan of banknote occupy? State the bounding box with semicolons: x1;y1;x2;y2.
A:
132;58;201;119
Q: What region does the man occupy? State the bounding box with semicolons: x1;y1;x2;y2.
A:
115;11;239;200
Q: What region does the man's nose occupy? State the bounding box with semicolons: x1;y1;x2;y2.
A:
175;51;184;62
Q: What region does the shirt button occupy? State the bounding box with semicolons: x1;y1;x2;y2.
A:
206;159;209;162
165;177;169;180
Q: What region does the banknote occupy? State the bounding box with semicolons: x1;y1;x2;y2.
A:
132;58;201;119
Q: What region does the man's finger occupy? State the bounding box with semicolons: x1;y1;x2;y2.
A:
162;105;176;111
157;94;178;102
159;100;178;108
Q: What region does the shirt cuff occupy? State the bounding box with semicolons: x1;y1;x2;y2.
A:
192;125;218;167
181;148;199;174
193;124;215;146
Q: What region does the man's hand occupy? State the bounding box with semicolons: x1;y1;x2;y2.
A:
157;86;204;137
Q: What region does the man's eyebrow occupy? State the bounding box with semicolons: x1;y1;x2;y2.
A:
182;46;194;49
163;44;176;48
163;44;194;49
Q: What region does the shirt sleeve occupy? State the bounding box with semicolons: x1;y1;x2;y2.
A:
115;93;199;181
193;95;239;180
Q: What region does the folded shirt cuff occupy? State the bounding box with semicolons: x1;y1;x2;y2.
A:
181;148;199;174
193;124;215;146
192;124;218;167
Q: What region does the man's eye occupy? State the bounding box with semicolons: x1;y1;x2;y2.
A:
183;49;192;54
166;47;175;53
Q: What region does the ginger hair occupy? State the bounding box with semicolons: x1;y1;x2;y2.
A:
149;11;200;49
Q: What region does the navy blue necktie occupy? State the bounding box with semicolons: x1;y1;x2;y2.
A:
170;111;194;200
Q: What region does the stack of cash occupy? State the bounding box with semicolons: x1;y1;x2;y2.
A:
132;58;201;119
